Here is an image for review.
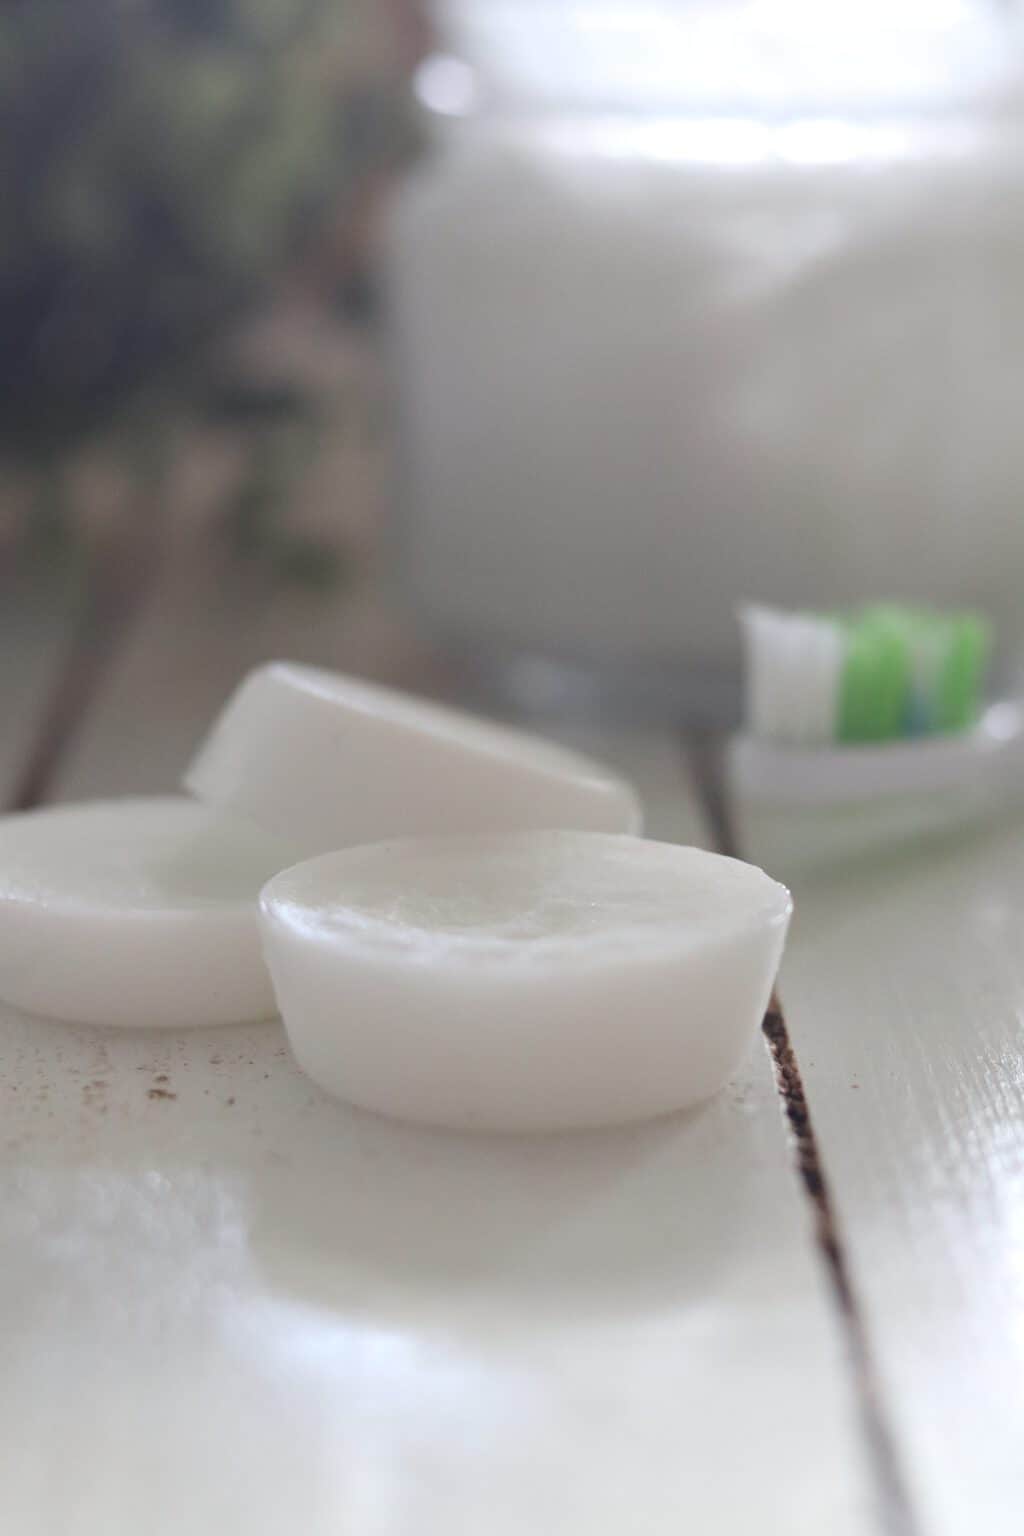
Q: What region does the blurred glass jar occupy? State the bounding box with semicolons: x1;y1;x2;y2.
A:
386;2;1024;717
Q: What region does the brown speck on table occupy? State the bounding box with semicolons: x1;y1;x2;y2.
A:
154;1074;169;1084
147;1088;177;1101
225;1096;236;1107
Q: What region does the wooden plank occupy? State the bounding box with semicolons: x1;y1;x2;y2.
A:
0;993;870;1536
1;593;877;1534
737;794;1024;1536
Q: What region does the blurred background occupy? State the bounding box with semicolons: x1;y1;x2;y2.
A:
0;0;414;580
5;0;1024;764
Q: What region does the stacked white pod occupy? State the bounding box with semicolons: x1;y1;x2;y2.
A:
259;831;792;1132
0;661;791;1128
0;665;641;1033
183;662;643;856
0;799;287;1028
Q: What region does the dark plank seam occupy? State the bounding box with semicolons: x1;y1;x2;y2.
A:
8;516;163;812
684;728;920;1536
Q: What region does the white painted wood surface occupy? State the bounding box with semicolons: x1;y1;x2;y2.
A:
0;575;875;1535
739;801;1024;1536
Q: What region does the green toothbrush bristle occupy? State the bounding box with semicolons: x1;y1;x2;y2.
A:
834;606;990;743
934;615;991;733
837;611;911;742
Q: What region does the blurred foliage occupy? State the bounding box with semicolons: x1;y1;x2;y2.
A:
0;0;384;468
210;378;342;586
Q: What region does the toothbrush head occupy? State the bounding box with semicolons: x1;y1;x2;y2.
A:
741;604;991;746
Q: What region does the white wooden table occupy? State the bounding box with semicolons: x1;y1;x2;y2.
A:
2;530;1021;1534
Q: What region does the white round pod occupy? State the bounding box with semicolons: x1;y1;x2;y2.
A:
259;831;792;1131
185;662;642;859
0;798;290;1028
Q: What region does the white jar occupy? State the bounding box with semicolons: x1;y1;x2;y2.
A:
386;3;1024;713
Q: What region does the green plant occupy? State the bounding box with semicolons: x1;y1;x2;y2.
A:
0;0;364;466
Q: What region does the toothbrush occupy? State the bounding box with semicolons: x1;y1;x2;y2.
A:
730;604;1024;807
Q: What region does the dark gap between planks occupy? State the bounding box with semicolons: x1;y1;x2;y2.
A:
683;727;920;1536
8;514;162;812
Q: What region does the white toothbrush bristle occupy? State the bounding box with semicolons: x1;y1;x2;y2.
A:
740;606;843;745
